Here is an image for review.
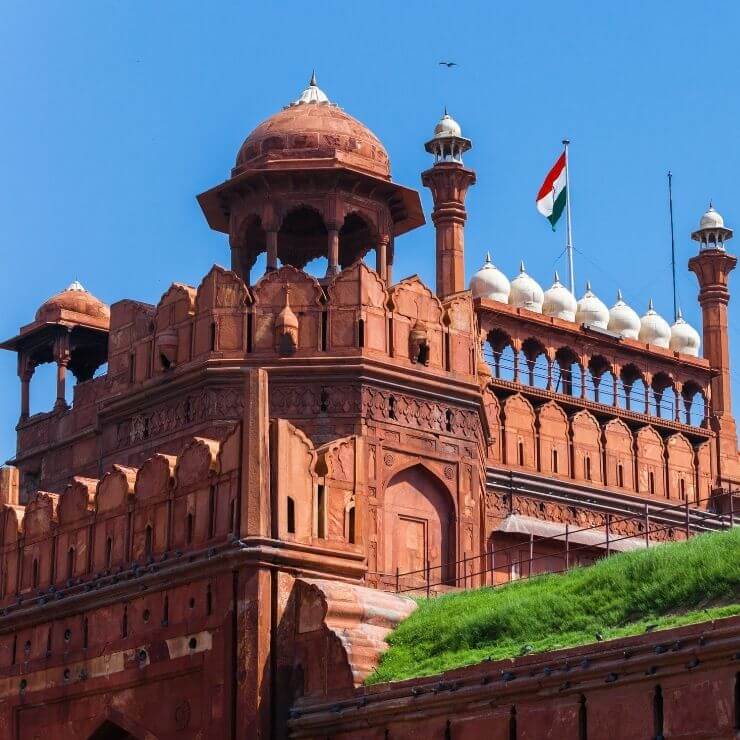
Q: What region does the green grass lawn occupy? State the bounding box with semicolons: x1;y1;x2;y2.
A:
368;527;740;684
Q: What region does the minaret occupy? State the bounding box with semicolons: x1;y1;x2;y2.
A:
421;110;476;299
688;203;738;479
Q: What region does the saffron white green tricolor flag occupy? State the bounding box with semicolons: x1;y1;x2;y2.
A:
536;152;567;230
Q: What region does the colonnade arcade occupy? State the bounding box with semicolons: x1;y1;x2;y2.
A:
223;174;401;286
485;329;709;427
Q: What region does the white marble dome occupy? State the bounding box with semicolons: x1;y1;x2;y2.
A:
433;109;462;139
575;282;609;329
542;272;577;321
607;289;641;339
669;309;701;357
639;299;671;348
509;262;544;312
699;203;724;230
469;252;510;303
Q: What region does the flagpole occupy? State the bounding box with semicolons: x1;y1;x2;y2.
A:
563;139;575;293
668;170;678;320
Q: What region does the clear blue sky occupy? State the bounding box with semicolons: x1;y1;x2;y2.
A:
1;1;739;462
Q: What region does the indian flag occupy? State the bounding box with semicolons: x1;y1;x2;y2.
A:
536;152;567;230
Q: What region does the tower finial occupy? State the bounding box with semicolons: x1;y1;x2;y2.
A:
444;105;448;116
617;288;623;302
554;270;560;282
309;69;317;87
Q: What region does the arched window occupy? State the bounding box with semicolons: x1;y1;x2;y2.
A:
649;471;656;495
521;338;548;388
586;355;610;403
32;558;39;589
620;364;646;412
554;347;580;396
105;537;113;570
287;497;296;534
144;525;153;560
347;503;356;544
486;329;515;380
584;456;592;481
186;513;194;545
316;484;326;539
617;463;624;488
552;449;559;473
517;441;525;466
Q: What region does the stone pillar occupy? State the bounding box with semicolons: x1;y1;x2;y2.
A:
376;235;389;282
53;332;71;412
326;223;340;278
266;229;278;272
55;359;69;411
421;163;476;300
18;356;33;421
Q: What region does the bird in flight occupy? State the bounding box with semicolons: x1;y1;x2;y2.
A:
439;61;458;68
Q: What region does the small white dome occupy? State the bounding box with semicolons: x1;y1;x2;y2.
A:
669;309;701;357
575;281;609;329
509;262;544;313
469;252;510;303
607;289;641;339
294;71;330;105
433;109;462;139
699;203;724;230
638;299;671;348
542;272;577;321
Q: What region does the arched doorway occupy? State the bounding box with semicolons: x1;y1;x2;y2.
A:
384;466;455;588
88;720;137;740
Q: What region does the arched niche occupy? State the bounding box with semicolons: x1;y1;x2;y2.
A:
339;211;378;268
278;205;328;269
383;465;455;587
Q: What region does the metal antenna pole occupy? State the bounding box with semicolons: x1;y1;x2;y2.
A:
563;139;575;292
668;171;678;320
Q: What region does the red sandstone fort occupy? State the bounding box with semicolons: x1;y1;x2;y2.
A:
0;75;737;738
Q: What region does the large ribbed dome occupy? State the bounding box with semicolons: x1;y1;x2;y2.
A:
234;74;390;180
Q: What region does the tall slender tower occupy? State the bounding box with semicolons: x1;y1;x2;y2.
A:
688;204;739;482
421;111;476;299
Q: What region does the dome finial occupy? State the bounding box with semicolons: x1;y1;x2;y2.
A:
484;251;492;264
648;297;655;311
676;306;683;320
554;270;560;283
519;260;526;273
585;280;592;292
309;69;317;87
616;288;623;302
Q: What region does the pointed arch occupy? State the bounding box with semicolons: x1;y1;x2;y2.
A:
383;463;456;587
502;394;536;469
537;401;569;477
571;410;603;484
603;418;635;490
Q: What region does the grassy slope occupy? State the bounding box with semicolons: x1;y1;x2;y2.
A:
368;527;740;684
